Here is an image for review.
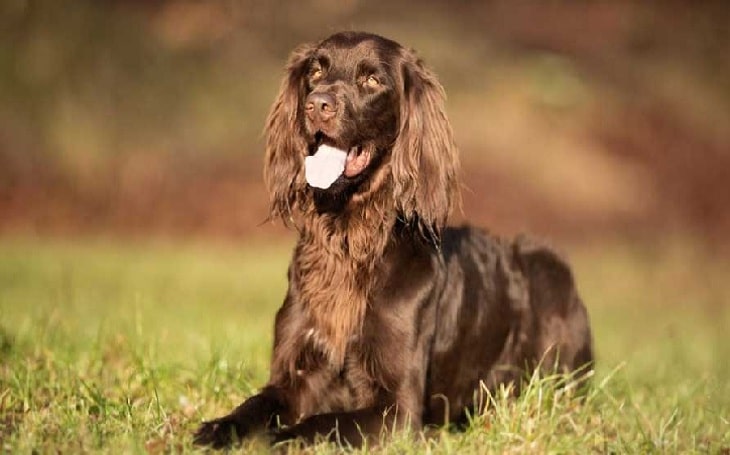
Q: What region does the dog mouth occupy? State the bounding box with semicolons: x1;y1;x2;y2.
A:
344;144;371;178
305;132;372;189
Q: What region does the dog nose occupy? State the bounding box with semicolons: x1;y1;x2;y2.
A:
305;92;337;121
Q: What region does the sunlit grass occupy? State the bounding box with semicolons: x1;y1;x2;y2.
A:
0;237;728;453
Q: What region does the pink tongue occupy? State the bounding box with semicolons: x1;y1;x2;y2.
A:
305;144;347;189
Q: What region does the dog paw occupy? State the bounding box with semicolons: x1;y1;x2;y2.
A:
193;417;243;449
271;427;295;445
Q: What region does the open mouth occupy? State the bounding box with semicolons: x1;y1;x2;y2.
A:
306;132;372;189
344;144;370;178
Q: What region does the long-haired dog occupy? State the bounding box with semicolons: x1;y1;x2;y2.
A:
194;31;593;448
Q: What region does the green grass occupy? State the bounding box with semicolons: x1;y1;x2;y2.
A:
1;237;729;453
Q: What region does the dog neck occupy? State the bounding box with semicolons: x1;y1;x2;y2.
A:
291;185;397;368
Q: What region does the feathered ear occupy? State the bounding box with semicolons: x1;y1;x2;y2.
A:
263;43;315;223
391;50;460;236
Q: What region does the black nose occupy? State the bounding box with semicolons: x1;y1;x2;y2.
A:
305;92;337;121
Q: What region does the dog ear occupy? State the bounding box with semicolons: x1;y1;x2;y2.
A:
264;43;315;223
391;50;460;237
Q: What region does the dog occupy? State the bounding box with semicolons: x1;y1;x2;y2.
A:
193;31;593;448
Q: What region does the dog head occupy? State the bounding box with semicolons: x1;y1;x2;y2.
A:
264;31;459;235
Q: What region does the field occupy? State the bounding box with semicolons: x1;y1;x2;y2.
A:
1;236;729;453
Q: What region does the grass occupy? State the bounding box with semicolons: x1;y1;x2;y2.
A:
0;236;729;453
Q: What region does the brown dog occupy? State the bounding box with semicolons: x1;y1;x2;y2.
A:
194;31;593;448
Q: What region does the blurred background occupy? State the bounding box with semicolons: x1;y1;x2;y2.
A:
1;0;728;248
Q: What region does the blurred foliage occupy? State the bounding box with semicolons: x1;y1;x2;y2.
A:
0;0;728;245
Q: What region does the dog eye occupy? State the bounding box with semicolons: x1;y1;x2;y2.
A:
364;75;380;88
311;68;323;81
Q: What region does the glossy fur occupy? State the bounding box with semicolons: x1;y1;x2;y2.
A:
194;32;593;449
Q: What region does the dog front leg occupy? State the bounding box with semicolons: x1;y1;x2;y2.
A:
193;387;285;448
272;405;418;447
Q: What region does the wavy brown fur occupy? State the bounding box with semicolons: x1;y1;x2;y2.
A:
263;39;459;366
194;32;593;450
